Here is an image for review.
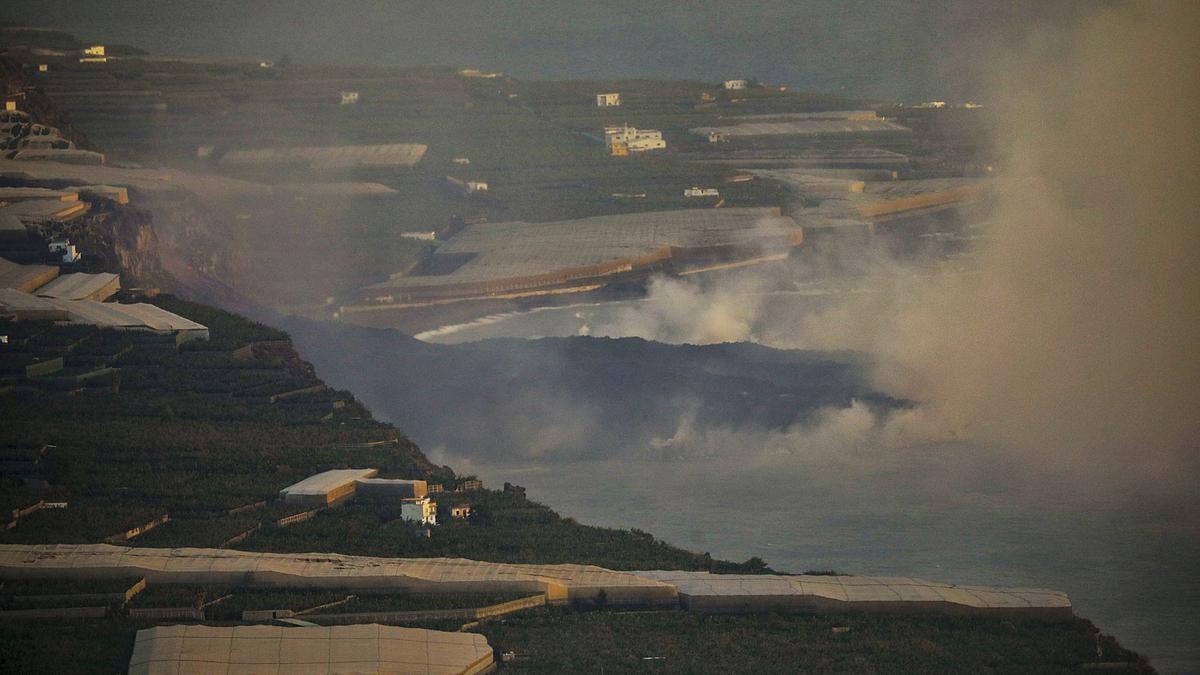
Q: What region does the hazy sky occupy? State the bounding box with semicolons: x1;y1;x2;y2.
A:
2;0;1101;101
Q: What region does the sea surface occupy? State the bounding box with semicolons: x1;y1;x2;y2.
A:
5;1;1091;102
420;295;1200;673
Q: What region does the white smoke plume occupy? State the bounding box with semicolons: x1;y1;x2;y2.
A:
587;1;1200;486
875;0;1200;479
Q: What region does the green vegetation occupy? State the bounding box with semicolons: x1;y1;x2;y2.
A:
0;298;440;545
479;608;1152;674
0;621;135;675
235;489;757;571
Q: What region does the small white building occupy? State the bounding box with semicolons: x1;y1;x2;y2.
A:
83;45;106;57
399;231;437;241
596;93;621;107
401;497;438;525
450;504;472;519
48;240;80;263
684;187;719;198
446;176;488;194
707;131;728;144
452;157;471;165
339;91;360;105
723;79;748;90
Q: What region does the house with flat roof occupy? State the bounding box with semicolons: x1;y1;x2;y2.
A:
401;497;438;525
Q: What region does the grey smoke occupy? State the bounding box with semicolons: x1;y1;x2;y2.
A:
559;0;1200;488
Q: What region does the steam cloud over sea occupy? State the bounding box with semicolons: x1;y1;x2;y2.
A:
431;0;1200;490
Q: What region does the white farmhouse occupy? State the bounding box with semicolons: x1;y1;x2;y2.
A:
604;125;666;155
596;93;621;107
723;79;748;90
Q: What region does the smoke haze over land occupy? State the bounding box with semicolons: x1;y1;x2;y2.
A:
519;1;1200;489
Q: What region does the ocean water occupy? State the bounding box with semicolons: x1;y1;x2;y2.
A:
465;455;1200;672
5;1;1092;102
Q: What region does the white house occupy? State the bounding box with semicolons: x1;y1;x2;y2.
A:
340;91;360;105
723;79;748;90
707;131;728;144
401;497;438;525
684;187;719;198
83;46;106;57
48;240;80;263
596;93;621;107
604;125;666;155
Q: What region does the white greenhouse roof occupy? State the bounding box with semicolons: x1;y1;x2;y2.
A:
376;207;799;290
692;119;910;138
0;544;1070;617
633;570;1071;613
128;624;494;675
220;143;428;170
280;468;379;497
0;288;61;312
34;272;119;301
57;300;208;333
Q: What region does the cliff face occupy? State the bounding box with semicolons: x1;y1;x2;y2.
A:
29;200;171;288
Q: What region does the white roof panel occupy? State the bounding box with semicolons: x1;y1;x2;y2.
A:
129;624;493;675
280;469;379;496
34;272;119;300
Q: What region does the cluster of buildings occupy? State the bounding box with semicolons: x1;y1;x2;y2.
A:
278;468;480;526
604;125;665;156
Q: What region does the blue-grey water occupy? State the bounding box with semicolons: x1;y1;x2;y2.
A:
3;1;1094;102
421;296;1200;673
